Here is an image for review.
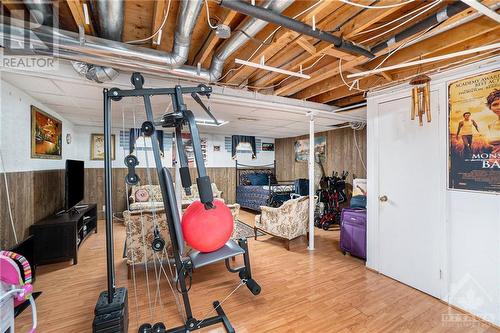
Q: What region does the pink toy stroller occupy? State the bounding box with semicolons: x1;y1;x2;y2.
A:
0;250;37;333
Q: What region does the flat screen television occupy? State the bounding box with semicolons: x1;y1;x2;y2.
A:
65;159;84;210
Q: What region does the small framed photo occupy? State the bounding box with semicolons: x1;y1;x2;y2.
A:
91;134;115;160
262;143;275;151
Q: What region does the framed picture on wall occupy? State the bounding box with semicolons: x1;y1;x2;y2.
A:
294;136;326;163
31;105;62;159
91;134;115;160
448;70;499;193
262;143;274;151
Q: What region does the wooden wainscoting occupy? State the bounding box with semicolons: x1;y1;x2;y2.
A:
84;167;237;220
275;127;367;183
0;167;238;247
0;169;65;249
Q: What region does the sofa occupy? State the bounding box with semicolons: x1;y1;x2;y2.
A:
128;183;223;210
123;184;240;278
254;196;311;250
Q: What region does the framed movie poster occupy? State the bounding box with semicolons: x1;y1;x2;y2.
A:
91;134;115;160
448;70;500;193
31;106;62;159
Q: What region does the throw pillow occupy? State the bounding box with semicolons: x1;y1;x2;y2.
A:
248;173;269;186
135;189;150;202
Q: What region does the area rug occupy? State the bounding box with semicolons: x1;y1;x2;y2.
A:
234;220;264;239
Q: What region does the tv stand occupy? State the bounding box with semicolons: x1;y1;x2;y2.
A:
30;203;97;265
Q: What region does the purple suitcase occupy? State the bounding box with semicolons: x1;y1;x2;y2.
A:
340;208;367;260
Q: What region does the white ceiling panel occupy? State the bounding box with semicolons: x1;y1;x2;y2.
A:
1;68;365;138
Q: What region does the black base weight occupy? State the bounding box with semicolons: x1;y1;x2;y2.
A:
93;287;129;333
138;301;234;333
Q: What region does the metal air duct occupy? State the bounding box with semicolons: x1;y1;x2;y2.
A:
0;0;292;82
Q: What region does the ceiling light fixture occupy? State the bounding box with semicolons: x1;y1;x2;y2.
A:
236;117;258;121
195;118;229;127
235;57;311;79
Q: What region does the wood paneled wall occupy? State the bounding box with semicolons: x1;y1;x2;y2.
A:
84;167;237;220
275;127;367;184
1;167;237;248
1;170;65;249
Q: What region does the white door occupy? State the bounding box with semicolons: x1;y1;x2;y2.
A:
377;93;441;298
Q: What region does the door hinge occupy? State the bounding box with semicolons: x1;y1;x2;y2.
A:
439;269;443;279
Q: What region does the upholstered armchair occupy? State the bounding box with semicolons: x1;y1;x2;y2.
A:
123;203;241;278
254;196;311;250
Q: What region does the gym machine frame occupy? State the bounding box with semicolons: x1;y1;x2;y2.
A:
99;72;260;333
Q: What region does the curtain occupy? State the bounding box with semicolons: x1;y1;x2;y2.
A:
231;135;256;159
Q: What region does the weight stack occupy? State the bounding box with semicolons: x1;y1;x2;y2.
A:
93;287;129;333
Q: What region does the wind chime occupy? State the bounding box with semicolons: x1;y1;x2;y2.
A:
410;74;432;126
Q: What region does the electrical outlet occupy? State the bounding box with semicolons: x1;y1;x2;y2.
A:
102;205;106;212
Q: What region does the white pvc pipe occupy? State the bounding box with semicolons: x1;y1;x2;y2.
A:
308;113;315;251
347;42;500;79
235;58;311;79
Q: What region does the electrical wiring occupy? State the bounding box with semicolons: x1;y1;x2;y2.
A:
338;24;437;92
0;149;18;244
352;0;440;37
126;0;171;44
234;29;278;46
204;0;218;29
351;125;367;172
359;0;441;44
217;0;325;82
339;0;415;9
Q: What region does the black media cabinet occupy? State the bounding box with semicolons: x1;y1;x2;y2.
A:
30;203;97;265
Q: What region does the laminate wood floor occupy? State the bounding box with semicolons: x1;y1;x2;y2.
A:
15;210;499;332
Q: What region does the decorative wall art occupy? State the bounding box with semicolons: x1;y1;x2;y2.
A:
262;143;275;151
294;136;326;163
91;134;115;160
31;106;62;159
448;70;499;193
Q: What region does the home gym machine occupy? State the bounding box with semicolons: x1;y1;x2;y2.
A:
93;72;260;333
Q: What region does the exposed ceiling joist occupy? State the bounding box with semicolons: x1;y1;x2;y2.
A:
66;0;94;35
193;9;239;65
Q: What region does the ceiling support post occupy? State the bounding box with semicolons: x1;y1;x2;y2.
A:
307;112;315;251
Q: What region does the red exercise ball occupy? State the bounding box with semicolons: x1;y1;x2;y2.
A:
181;199;233;253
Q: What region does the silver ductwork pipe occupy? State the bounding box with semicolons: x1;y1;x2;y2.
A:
180;0;294;81
23;0;54;26
0;0;291;82
89;0;124;41
73;0;203;82
72;0;124;82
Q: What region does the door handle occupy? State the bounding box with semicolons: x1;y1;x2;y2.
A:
379;195;388;202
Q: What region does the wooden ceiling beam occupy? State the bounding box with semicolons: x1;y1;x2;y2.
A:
193;9;239;65
295;37;317;55
250;0;406;86
289;14;499;100
312;31;500;104
332;94;366;107
365;15;499;70
150;0;168;48
66;0;94;35
223;0;343;85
